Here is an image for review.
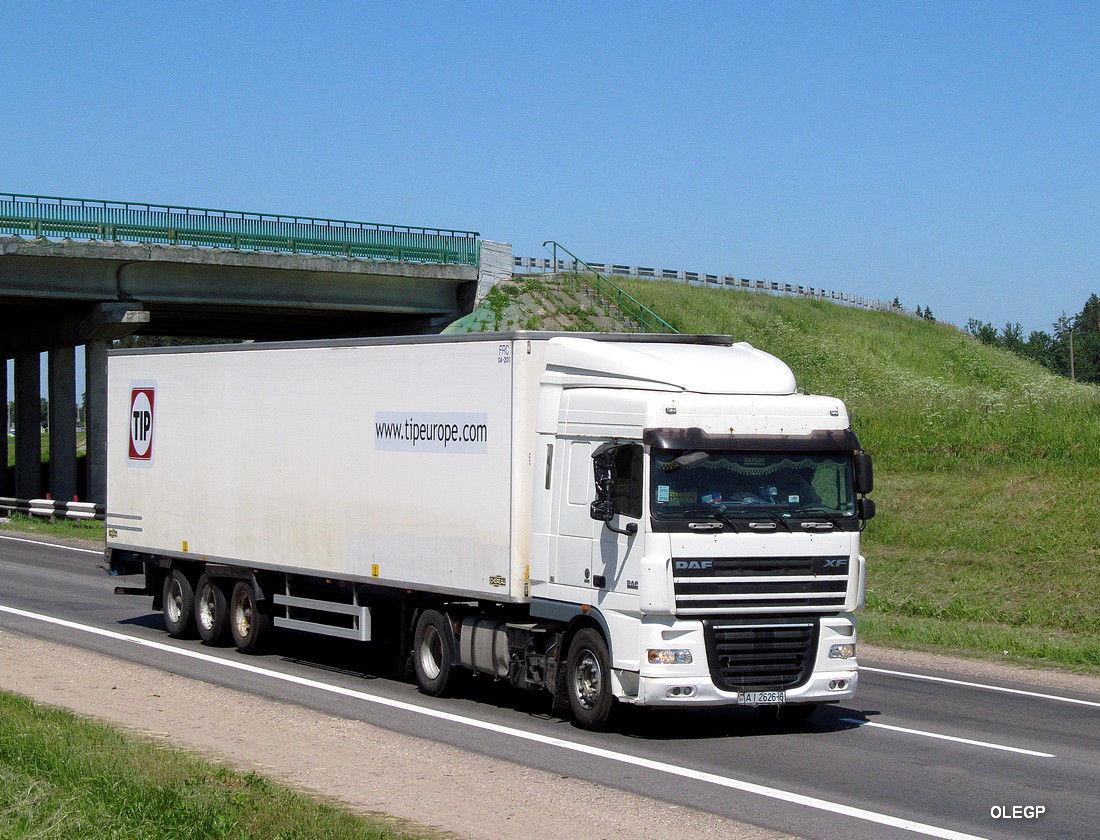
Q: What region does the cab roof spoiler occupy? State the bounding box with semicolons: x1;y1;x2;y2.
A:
643;427;862;452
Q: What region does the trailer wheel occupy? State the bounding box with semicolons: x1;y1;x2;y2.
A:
195;574;230;645
230;581;272;654
412;609;456;697
567;628;615;730
162;569;196;639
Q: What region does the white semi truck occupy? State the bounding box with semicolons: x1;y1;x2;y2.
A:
106;332;874;729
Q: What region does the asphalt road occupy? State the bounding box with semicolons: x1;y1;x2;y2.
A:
1;532;1097;840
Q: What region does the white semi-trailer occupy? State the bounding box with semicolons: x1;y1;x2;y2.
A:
106;332;874;729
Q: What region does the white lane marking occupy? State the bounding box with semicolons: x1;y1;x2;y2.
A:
0;533;103;556
839;718;1055;758
862;666;1100;709
0;603;990;840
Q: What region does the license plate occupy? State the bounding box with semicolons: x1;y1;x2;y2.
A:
737;690;786;705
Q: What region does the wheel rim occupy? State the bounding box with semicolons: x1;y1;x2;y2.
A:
165;578;184;624
573;649;602;710
418;624;443;681
198;586;216;631
234;594;253;639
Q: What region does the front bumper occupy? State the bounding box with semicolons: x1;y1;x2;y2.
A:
626;667;858;707
611;612;859;708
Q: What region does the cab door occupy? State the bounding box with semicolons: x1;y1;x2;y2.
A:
592;442;645;596
553;439;600;591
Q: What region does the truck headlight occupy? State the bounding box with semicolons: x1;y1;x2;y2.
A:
829;643;856;660
648;649;693;665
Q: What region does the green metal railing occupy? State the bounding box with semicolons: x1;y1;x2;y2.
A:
0;192;480;265
542;241;679;334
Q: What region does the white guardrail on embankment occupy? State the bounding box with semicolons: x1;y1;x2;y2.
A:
515;256;900;314
0;497;105;521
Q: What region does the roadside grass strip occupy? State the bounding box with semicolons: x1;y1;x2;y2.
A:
0;690;429;840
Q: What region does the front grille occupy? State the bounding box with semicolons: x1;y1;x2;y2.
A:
672;555;850;615
704;618;818;691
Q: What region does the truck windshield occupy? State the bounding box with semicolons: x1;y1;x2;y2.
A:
650;449;856;521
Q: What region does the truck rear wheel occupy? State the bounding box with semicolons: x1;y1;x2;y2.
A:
162;569;196;639
195;574;230;645
412;609;457;697
567;628;615;730
229;581;272;654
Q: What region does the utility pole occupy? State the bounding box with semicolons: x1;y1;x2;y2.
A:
1069;327;1075;381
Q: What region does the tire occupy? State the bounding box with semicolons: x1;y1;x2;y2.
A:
567;628;615;730
162;568;196;639
195;574;230;645
229;580;272;654
412;609;457;697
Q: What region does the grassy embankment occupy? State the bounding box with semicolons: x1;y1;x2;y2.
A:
615;277;1100;671
6;286;1100;670
0;691;432;840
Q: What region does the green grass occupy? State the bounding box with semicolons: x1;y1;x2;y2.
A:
0;512;104;541
0;691;436;840
617;279;1100;671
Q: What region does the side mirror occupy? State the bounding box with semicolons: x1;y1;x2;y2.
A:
858;497;876;521
590;443;638;537
854;452;874;495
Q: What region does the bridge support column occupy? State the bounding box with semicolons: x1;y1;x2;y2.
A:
48;346;78;503
1;362;8;497
85;340;108;505
14;350;41;499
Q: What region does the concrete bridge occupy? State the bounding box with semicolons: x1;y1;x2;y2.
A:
1;193;511;505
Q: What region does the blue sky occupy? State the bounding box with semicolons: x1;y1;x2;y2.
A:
2;0;1098;335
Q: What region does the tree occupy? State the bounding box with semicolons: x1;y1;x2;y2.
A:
965;319;998;345
1000;322;1025;354
1075;293;1100;335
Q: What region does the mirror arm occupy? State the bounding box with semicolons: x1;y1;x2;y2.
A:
605;521;638;537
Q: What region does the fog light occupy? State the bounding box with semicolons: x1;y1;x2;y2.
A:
648;649;693;665
829;643;856;660
828;679;849;691
666;685;696;698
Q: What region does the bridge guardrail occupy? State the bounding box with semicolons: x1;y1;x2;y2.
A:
516;255;898;313
0;497;105;521
0;192;480;265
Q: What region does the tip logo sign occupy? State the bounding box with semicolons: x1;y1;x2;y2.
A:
128;387;155;462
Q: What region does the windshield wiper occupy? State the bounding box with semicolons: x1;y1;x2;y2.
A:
668;505;745;532
795;506;850;523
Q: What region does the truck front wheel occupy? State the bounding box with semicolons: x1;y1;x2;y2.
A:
162;569;196;639
567;628;615;730
230;581;272;654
